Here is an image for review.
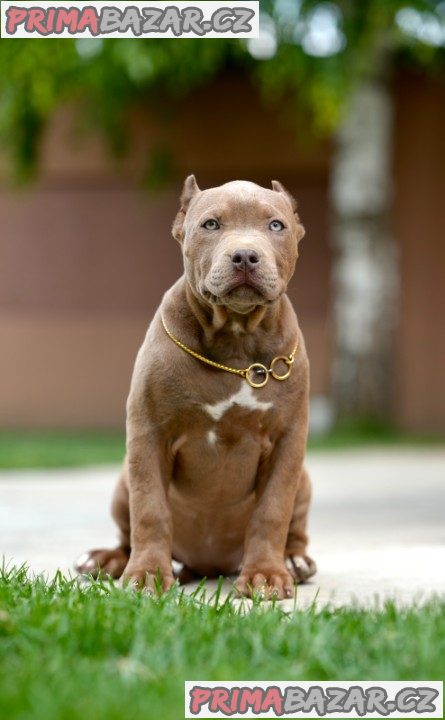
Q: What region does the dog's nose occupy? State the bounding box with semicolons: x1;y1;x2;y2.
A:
231;249;260;270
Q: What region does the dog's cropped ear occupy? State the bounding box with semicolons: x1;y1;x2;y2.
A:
272;180;305;242
180;174;200;209
172;174;201;242
271;180;298;212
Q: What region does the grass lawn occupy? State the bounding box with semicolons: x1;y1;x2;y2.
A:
0;431;126;469
0;565;444;720
0;424;443;469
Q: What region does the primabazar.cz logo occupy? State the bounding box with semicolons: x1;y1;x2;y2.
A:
0;0;259;38
185;681;444;719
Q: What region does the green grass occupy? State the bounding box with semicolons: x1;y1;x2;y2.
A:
0;431;125;469
0;565;444;720
307;419;445;451
0;423;443;469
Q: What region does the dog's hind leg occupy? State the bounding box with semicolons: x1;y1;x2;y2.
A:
75;465;131;579
285;466;317;583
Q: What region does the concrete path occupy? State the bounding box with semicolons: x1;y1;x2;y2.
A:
1;448;444;609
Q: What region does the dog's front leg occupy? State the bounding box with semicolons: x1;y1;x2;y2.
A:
122;427;175;593
235;427;306;600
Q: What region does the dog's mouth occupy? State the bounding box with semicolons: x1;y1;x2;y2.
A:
201;282;272;311
223;271;264;295
201;266;281;310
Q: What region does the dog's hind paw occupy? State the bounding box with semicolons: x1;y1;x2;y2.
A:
74;547;129;579
285;554;317;583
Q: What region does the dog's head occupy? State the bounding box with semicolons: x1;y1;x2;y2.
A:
172;176;305;314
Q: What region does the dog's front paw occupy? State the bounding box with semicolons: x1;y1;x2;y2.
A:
235;564;295;600
122;559;175;594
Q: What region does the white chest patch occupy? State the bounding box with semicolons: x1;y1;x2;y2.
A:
203;382;273;422
207;429;217;446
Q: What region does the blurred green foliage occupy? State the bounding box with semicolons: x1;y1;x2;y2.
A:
0;0;444;180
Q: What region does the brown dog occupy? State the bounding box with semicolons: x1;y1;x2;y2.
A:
76;176;316;599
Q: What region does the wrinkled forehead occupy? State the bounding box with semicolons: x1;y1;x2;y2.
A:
189;181;293;222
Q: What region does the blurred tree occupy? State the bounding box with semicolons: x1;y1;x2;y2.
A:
330;81;397;422
324;1;444;423
0;0;444;423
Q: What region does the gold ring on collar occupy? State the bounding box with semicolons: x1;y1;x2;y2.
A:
270;355;294;381
245;363;269;388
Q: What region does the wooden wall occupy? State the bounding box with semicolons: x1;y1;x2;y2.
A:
393;70;445;433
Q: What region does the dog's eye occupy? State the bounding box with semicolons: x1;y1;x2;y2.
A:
269;220;285;232
202;219;220;230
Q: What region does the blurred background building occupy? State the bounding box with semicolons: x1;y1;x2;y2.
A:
0;1;444;435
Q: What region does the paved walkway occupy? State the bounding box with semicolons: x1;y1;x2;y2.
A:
2;448;444;609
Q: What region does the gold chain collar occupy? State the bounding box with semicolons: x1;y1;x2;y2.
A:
161;316;299;389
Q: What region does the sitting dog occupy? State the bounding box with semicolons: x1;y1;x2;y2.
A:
76;176;316;599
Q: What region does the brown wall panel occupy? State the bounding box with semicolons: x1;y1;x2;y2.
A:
393;71;445;433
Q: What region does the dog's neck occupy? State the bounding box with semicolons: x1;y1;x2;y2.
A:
185;281;281;342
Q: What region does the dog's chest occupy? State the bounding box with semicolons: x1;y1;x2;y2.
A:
170;380;280;463
202;381;277;448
